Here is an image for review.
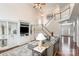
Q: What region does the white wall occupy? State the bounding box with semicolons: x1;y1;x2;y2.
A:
0;3;38;24
0;3;39;49
36;4;60;36
35;4;57;24
34;4;60;36
46;19;60;36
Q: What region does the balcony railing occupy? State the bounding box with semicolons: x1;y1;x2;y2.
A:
46;4;75;26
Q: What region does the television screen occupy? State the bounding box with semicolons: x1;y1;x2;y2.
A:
20;27;29;34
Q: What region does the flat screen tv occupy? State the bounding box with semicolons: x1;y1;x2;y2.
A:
20;26;29;35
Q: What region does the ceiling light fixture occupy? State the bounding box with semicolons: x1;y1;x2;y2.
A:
33;3;46;11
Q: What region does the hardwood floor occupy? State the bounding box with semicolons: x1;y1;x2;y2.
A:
56;36;79;56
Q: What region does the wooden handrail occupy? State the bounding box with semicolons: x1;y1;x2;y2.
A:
42;25;52;36
42;25;51;33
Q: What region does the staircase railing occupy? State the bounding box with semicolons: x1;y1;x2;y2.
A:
42;25;52;36
32;24;52;38
45;3;75;26
32;4;75;38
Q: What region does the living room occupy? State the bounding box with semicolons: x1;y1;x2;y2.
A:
0;3;79;56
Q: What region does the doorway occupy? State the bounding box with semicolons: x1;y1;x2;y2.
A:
59;22;76;56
